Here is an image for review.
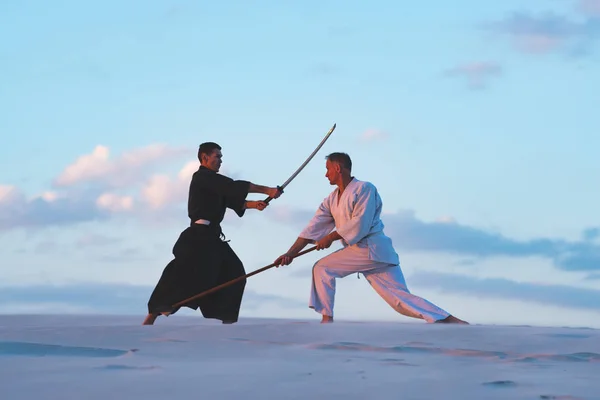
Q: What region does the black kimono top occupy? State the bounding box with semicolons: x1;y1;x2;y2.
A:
187;166;251;226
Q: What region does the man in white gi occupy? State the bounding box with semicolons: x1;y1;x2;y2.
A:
274;152;468;324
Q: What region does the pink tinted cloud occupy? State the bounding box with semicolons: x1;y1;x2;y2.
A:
485;11;598;55
0;143;198;232
444;62;502;89
54;143;188;188
579;0;600;17
359;129;389;142
139;160;198;210
1;142;247;232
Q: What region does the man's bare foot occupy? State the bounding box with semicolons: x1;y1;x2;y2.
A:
321;315;333;324
435;315;469;324
142;313;158;325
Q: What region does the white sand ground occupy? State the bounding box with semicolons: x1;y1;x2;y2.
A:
0;314;599;400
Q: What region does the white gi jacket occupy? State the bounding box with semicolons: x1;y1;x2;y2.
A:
299;178;400;265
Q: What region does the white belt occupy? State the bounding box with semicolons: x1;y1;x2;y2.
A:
194;219;210;225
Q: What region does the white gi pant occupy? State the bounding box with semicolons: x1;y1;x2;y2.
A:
309;246;450;322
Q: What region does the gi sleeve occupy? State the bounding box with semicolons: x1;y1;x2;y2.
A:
298;196;335;241
336;183;378;246
213;175;251;217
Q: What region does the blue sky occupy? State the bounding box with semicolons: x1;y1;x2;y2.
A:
1;0;599;328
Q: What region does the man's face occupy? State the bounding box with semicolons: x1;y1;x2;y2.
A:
203;149;222;172
325;159;340;185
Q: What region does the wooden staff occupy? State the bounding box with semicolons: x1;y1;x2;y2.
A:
171;246;318;308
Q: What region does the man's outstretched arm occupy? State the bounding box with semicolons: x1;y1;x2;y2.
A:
222;180;282;216
248;183;282;199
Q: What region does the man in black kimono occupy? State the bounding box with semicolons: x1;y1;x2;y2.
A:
143;142;282;325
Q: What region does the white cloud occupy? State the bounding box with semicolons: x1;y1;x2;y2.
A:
76;233;120;247
141;175;174;209
54;143;188;188
435;216;456;224
1;144;230;231
359;129;389;142
96;193;134;212
178;160;198;180
39;191;59;202
0;185;21;204
517;35;564;54
54;145;110;186
579;0;600;17
444;62;502;89
140;160;197;209
483;11;599;57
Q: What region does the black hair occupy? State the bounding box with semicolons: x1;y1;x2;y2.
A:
198;142;221;161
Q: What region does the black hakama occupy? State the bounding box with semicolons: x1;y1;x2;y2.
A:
146;165;251;323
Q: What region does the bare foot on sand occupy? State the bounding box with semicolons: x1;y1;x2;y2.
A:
321;315;334;324
142;313;158;325
435;315;469;325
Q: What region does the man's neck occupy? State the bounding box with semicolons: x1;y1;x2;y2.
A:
337;175;354;194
